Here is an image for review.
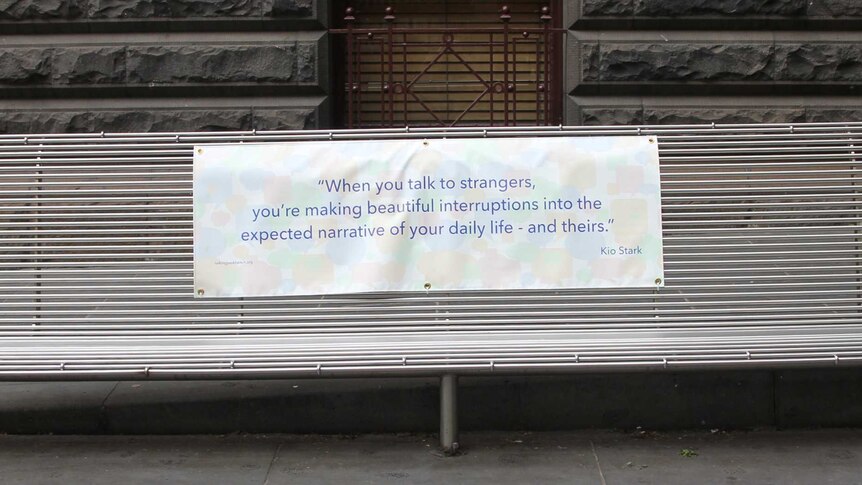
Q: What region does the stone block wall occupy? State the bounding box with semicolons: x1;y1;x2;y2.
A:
0;0;329;133
565;0;862;124
4;0;860;131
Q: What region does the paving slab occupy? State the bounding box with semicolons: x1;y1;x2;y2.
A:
591;429;862;485
0;435;277;485
268;432;600;485
0;381;118;433
101;378;438;434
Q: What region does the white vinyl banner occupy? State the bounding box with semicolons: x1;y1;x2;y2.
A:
193;136;664;297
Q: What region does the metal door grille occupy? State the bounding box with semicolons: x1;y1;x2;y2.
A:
331;5;564;128
0;123;861;380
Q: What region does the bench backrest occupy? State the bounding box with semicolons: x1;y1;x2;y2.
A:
1;123;860;380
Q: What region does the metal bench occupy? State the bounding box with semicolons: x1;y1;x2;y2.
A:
2;122;860;451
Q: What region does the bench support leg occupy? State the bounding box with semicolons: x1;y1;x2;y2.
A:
440;373;459;454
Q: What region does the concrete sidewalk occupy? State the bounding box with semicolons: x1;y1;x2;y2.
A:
4;370;862;434
0;430;860;484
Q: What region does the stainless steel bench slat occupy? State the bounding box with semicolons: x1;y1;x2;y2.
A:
1;123;860;379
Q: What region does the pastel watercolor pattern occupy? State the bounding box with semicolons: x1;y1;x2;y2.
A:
194;136;664;297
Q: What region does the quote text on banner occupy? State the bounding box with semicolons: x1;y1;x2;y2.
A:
193;136;664;297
